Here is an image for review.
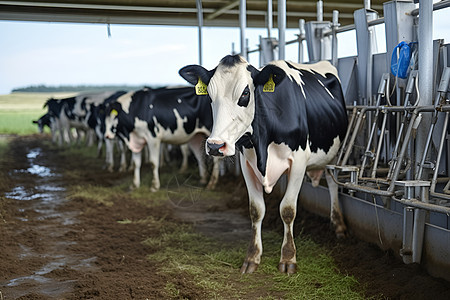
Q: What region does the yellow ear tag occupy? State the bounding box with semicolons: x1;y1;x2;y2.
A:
195;78;208;95
111;109;118;116
263;75;275;92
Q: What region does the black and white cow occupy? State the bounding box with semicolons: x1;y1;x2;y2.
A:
86;91;129;171
104;86;219;192
179;55;348;274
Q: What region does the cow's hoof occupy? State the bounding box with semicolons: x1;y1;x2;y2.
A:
333;224;348;239
118;166;127;172
278;262;297;274
240;261;258;274
150;186;159;192
107;167;114;173
205;182;216;190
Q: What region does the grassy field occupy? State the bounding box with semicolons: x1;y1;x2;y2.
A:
0;92;76;135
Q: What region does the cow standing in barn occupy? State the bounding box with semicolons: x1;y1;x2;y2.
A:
179;55;348;274
104;86;219;192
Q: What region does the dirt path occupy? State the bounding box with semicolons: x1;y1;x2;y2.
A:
1;135;450;299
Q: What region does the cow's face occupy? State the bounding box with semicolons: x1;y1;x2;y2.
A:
104;105;120;139
179;55;285;157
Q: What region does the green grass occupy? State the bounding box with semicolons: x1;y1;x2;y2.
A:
0;92;77;135
56;144;369;299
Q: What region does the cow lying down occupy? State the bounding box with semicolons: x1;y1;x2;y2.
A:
179;55;348;274
104;86;219;192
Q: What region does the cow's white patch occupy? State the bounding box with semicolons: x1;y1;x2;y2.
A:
317;79;334;99
207;61;256;156
117;91;134;114
153;109;209;144
243;142;302;194
149;104;153;109
270;60;340;99
177;98;182;104
307;136;341;170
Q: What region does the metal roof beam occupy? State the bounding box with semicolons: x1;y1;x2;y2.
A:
206;0;239;20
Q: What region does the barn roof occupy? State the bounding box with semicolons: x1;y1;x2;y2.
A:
0;0;386;28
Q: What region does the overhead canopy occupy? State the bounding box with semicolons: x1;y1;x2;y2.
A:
0;0;385;28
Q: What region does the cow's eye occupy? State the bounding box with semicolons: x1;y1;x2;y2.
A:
238;86;250;107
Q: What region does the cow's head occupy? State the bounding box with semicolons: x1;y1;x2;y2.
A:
104;102;121;140
179;54;285;157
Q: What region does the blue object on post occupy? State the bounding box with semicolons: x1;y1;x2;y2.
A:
391;41;411;79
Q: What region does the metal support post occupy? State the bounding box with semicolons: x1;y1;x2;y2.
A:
298;19;305;63
395;180;430;264
278;0;286;60
331;10;339;66
196;0;203;65
267;0;272;38
239;0;247;59
415;0;434;179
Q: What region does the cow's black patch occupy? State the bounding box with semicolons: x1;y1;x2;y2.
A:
220;55;243;67
236;63;348;177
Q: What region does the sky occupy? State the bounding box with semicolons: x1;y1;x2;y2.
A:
0;6;449;94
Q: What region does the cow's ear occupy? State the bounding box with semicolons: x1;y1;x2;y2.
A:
253;65;286;87
179;65;215;86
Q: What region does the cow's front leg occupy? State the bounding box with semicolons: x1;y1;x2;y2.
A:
148;140;161;192
205;156;220;190
325;170;347;238
240;155;265;274
131;151;142;189
118;140;128;172
188;134;209;185
105;138;114;172
279;154;307;274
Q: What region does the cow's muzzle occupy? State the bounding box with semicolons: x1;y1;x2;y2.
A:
206;141;225;157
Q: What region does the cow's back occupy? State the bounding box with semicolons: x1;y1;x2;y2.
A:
128;87;212;140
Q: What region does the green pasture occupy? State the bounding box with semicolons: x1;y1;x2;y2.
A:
0;92;76;135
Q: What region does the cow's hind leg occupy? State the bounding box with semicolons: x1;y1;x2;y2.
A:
131;151;142;189
147;140;161;192
325;170;347;238
118;140;128;172
240;155;265;274
179;144;189;173
278;153;308;274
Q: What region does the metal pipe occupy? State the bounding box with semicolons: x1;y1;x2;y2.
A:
410;0;450;16
239;0;247;59
267;0;272;38
393;197;450;214
331;10;339;66
431;112;449;193
415;0;434;180
196;0;203;65
278;0;286;60
364;0;371;10
337;106;357;165
371;111;387;178
387;106;436;193
298;19;305;63
317;0;323;22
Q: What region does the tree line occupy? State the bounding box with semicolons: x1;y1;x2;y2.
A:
12;84;150;93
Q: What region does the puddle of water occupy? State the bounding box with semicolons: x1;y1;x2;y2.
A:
2;146;95;298
5;186;55;201
27;164;53;177
26;149;40;160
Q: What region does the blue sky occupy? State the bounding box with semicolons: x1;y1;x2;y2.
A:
0;6;449;94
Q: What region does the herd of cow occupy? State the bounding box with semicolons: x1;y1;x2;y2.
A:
33;55;349;275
